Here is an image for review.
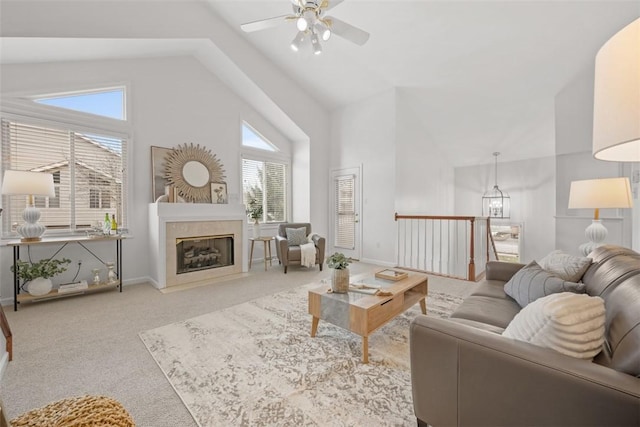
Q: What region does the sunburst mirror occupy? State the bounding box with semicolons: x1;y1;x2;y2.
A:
164;143;226;202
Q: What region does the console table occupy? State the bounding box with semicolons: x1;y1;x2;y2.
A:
6;235;124;311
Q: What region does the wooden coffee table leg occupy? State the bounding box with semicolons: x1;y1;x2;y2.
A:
419;298;427;315
362;336;369;364
311;316;319;337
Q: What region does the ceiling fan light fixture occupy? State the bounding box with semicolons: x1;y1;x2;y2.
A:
296;16;308;31
290;31;305;51
314;22;331;41
311;32;322;55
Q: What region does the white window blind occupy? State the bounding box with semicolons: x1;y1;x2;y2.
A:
1;119;128;236
335;174;355;249
242;158;287;223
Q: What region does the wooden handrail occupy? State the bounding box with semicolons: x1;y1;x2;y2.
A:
395;213;477;221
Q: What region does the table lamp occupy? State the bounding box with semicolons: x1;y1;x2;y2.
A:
1;170;56;241
568;177;633;256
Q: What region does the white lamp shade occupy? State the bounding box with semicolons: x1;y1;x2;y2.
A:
1;170;55;197
593;18;640;162
568;177;633;209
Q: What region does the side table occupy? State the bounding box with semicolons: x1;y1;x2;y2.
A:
249;237;274;271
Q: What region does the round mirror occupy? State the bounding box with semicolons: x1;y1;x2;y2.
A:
182;161;209;187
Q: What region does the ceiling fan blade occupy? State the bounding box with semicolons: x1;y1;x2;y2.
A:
290;0;304;8
320;0;344;11
325;16;370;46
241;15;290;33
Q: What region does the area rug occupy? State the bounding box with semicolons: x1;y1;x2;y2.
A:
139;283;463;426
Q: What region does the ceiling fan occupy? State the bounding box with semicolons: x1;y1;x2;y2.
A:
240;0;370;55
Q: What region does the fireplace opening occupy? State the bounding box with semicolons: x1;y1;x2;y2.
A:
176;234;234;275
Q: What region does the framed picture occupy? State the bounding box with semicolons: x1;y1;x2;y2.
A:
151;146;173;202
211;182;228;204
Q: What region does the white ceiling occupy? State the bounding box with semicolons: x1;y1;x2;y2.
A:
1;1;639;167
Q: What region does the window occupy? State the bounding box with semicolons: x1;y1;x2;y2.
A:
1;119;128;234
242;158;287;223
241;121;289;223
34;88;125;120
242;122;278;152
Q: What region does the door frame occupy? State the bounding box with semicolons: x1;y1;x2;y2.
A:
330;166;362;260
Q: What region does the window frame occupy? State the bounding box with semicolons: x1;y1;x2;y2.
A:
0;110;131;238
241;150;291;224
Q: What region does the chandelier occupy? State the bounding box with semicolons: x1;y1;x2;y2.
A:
482;152;511;218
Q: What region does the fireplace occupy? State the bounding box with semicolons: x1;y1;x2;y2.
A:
176;235;234;274
148;203;248;289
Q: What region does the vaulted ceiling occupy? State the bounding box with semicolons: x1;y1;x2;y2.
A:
1;1;639;167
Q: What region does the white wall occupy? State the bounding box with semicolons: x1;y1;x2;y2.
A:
455;156;556;262
395;91;455;215
0;55;296;300
554;66;635;254
331;90;397;265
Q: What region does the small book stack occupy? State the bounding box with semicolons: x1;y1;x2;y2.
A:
58;280;88;294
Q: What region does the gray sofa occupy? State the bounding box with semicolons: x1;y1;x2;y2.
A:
410;244;640;426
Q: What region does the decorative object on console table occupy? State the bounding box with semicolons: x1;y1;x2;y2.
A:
210;182;228;204
1;170;56;241
593;18;640;162
11;257;71;296
568;177;633;256
327;252;351;293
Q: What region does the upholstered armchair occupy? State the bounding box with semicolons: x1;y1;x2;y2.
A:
275;223;325;274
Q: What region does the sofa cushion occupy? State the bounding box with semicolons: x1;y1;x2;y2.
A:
450;295;521;329
285;227;307;246
539;250;592;282
503;292;606;359
470;280;514;300
504;261;586;308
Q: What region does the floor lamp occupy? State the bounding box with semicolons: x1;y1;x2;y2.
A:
1;170;56;241
568;177;633;256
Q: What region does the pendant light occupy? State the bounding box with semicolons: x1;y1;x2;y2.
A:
482;152;510;218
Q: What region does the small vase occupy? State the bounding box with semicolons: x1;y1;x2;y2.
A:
253;220;261;238
331;268;350;293
27;277;53;296
92;268;101;285
106;262;118;284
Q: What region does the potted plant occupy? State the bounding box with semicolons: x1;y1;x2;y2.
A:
246;197;264;238
11;257;72;296
327;252;351;293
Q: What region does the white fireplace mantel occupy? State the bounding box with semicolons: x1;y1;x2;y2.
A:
148;203;248;289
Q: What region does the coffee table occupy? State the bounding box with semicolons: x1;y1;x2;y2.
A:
308;271;428;363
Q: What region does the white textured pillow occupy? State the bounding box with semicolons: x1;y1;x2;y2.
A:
503;292;605;359
539;250;591;282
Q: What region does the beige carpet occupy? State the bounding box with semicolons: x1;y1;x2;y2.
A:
140;284;463;426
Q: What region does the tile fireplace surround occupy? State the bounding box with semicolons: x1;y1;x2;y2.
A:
148;203;248;289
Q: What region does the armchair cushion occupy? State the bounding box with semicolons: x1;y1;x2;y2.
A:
285;227;308;246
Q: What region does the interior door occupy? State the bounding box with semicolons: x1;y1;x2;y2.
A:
332;167;361;260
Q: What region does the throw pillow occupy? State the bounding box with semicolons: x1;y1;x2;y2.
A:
286;227;308;246
504;261;586;308
539;250;592;282
503;292;606;359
